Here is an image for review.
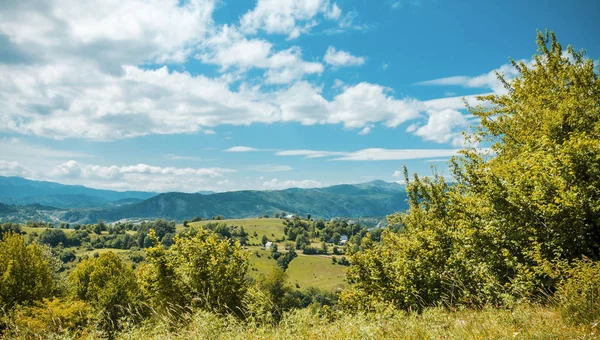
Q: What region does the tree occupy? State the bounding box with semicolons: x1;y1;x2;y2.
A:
276;250;297;271
342;31;600;311
138;228;249;315
0;233;54;310
69;252;139;331
38;228;67;247
261;235;269;246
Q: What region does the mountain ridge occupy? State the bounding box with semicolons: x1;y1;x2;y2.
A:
0;177;408;224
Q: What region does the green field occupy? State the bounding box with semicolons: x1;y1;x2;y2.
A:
183;218;287;243
180;219;349;291
20;218;347;291
286;255;346;290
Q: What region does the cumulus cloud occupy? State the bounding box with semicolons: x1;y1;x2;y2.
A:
411;109;470;147
0;0;495;148
324;46;366;67
392;170;402;177
0;158;237;192
0;0;216;70
0;160;30;177
197;26;323;83
239;0;343;39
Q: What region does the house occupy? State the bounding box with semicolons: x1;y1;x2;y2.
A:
284;214;297;219
264;241;273;249
340;235;349;245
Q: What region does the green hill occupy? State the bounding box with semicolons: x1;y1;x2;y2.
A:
60;181;408;223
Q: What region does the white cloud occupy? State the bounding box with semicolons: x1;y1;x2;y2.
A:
275;148;462;161
0;0;498;149
275;150;347;158
412;109;470;147
331;148;461;161
224;146;265;152
392;170;402;177
415;61;523;94
197;26;323;83
324;46;365;67
239;0;343;39
0;138;90;160
358;124;373;135
204;129;216;135
0;160;30;177
261;178;321;190
0;0;216;69
0;158;237;192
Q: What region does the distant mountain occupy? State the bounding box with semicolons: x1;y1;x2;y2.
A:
197;190;217;195
0;176;157;208
60;180;408;224
0;178;409;224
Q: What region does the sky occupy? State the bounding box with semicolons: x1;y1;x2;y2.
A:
0;0;598;193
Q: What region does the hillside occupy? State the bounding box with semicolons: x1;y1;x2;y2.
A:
60;181;407;223
0;176;157;208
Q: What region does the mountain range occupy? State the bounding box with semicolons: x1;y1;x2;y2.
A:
0;176;408;224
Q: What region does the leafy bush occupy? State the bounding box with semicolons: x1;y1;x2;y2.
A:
9;298;91;337
343;31;600;311
556;260;600;325
69;252;140;331
137;228;249;315
0;233;54;310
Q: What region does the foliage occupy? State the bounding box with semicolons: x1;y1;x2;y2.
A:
8;298;91;337
0;232;54;310
556;259;600;325
276;250;297;271
138;227;249;315
68;252;140;331
111;304;594;339
344;31;600;311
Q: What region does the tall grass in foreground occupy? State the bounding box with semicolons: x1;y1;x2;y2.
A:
9;305;585;339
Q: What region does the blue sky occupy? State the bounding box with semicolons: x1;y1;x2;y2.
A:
0;0;598;192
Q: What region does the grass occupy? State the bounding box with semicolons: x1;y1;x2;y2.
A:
182;218;287;243
114;304;597;339
286;255;346;291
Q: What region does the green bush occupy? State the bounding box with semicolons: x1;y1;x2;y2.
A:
556;260;600;325
0;232;54;310
69;252;140;331
9;298;91;337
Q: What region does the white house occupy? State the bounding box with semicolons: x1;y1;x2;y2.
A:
340;235;349;245
265;241;273;249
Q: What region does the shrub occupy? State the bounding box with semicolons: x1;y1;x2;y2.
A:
69;252;140;331
0;233;54;310
10;298;91;336
138;228;249;315
556;260;600;325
